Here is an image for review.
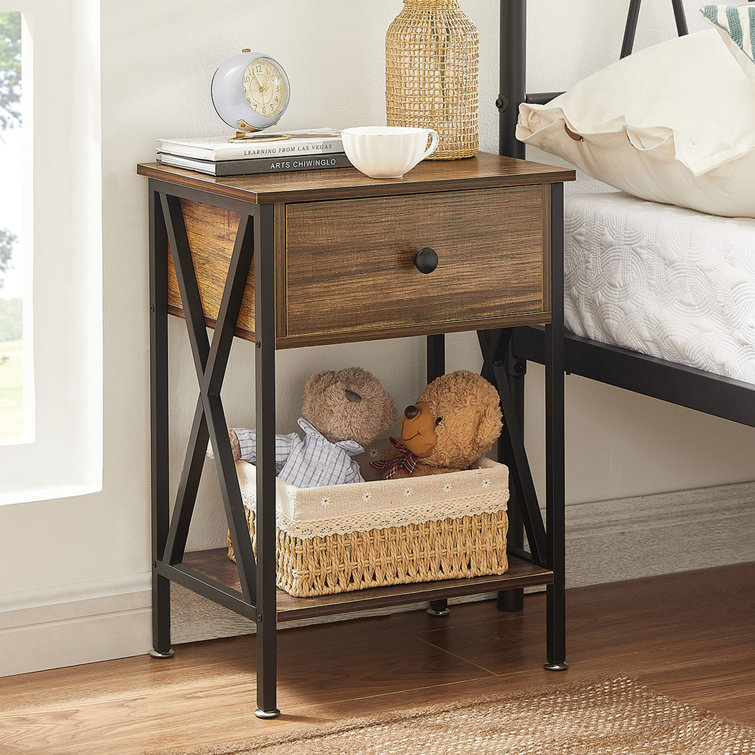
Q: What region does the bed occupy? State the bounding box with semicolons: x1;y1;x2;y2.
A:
491;0;755;599
564;191;755;386
497;0;755;430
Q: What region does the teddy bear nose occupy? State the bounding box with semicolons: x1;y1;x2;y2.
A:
404;405;419;420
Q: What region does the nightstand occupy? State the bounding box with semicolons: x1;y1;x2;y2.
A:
138;152;575;717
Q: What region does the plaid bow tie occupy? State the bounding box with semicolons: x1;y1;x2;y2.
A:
370;437;418;479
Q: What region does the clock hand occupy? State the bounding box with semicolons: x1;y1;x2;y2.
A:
260;82;276;104
262;76;280;100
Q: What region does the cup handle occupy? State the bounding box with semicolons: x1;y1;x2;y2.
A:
421;129;439;161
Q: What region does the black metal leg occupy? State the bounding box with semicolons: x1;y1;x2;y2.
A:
426;333;445;383
149;187;174;659
477;327;548;619
254;204;280;719
480;330;547;567
496;0;524;509
160;194;257;601
149;186;281;710
426;335;451;618
545;183;567;672
497;338;525;613
151;186;259;659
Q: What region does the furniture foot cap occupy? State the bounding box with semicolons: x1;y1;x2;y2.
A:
544;661;568;672
497;602;524;613
254;708;281;719
426;606;451;617
149;648;175;659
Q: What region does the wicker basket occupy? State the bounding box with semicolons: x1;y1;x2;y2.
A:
227;450;509;597
385;0;479;160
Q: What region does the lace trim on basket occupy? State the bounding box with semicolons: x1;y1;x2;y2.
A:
240;487;508;539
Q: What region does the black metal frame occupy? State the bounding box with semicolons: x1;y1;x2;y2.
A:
148;173;569;713
498;0;755;430
502;0;691;113
621;0;688;58
476;185;567;667
149;181;281;717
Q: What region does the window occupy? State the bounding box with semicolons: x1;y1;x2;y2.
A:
0;11;28;443
0;0;101;505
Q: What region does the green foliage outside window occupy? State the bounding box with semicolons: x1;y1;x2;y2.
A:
0;228;16;289
0;12;21;357
0;12;22;131
0;297;21;341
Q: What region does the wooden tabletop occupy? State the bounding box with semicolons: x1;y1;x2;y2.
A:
137;151;575;205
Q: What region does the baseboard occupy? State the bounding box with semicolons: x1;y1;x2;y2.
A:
172;480;755;644
0;572;152;677
3;482;752;674
565;480;755;588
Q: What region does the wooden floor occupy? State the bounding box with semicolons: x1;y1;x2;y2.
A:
1;563;753;754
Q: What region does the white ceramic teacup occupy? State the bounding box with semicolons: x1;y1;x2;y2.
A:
342;126;439;179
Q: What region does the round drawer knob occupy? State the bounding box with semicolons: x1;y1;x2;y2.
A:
413;247;439;274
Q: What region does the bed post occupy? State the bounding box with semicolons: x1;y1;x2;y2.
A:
622;0;689;58
495;0;528;614
498;0;526;159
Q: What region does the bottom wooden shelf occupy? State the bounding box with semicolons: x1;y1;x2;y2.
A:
181;548;553;623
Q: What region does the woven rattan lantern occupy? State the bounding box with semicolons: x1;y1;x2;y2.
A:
386;0;479;160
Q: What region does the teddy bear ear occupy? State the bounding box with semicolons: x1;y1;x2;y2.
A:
473;389;503;455
383;395;397;427
303;370;332;393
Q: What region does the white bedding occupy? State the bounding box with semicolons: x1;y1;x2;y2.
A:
564;192;755;384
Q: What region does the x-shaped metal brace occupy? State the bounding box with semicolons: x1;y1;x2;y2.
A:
157;192;258;605
478;328;547;566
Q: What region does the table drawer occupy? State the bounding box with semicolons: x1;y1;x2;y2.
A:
281;186;549;344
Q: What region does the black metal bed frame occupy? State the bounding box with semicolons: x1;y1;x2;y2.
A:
498;0;755;431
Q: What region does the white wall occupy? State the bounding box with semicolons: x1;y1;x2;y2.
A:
0;0;753;673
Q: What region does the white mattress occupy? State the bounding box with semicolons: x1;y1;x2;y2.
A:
564;192;755;384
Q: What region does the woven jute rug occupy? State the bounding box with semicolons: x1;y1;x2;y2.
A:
163;677;755;755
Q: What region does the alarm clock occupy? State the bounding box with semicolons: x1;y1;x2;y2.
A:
211;49;290;134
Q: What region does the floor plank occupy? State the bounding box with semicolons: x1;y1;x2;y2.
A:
0;563;752;754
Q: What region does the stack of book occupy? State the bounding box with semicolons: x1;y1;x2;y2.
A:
156;128;351;177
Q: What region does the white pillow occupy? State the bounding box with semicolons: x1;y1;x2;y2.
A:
516;30;755;218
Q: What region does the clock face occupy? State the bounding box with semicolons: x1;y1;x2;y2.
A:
242;57;288;119
211;50;290;132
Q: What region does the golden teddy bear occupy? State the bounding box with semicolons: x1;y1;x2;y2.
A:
372;370;502;479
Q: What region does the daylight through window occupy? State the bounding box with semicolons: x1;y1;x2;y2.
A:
0;11;29;443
